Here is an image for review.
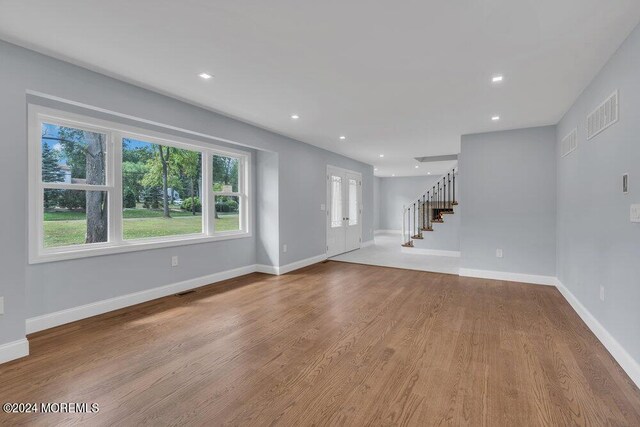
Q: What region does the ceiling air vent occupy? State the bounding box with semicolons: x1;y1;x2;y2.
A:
587;90;618;140
561;128;578;157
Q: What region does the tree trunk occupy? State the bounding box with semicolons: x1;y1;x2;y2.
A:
159;146;171;218
85;132;108;243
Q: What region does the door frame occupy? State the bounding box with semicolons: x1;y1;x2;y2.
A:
326;165;363;256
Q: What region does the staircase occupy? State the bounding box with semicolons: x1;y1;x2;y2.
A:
401;168;458;248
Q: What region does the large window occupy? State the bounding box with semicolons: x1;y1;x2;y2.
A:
29;106;251;263
122;138;203;240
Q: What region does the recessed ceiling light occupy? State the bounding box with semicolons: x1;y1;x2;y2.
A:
339;136;346;140
379;154;384;158
374;168;378;171
427;172;431;175
291;114;299;119
392;174;396;177
415;165;419;169
492;75;503;83
492;115;500;121
199;73;213;79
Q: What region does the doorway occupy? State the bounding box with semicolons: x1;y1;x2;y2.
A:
327;166;362;257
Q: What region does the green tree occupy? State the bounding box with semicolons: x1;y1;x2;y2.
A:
212;155;238;192
41;143;64;208
57;126;87;179
123;189;137;209
142;145;182;217
122;161;148;203
174;150;201;215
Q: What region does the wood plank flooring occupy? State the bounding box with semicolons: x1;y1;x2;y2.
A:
1;261;639;426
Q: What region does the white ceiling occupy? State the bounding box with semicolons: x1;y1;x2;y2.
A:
1;1;639;177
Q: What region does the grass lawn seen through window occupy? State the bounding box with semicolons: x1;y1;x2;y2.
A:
43;207;239;247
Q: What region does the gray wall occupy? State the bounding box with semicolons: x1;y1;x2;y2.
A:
0;40;373;346
373;177;381;231
376;176;441;230
459;126;557;276
256;151;280;267
557;24;640;365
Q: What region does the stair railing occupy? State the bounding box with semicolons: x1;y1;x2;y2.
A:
402;167;457;246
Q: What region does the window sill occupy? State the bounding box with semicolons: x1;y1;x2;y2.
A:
29;231;252;264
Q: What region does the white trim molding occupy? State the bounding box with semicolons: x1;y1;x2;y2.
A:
26;265;256;334
556;280;640;388
280;254;327;275
255;264;279;275
0;339;29;364
401;247;461;257
26;256;328;335
257;254;327;276
459;268;559;286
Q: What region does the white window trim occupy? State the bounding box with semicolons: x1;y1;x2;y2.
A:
28;105;252;264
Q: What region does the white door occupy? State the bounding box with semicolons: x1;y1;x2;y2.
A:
327;167;362;257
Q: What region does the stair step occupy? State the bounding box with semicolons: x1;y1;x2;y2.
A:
401;242;414;248
432;219;444;223
441;211;454;215
421;227;433;232
411;235;423;240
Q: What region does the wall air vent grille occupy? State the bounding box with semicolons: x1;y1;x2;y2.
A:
561;128;578;157
587;90;618;140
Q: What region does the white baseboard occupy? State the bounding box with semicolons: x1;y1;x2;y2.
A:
26;264;256;334
0;339;29;364
556;280;640;388
255;264;279;275
361;240;375;248
26;254;329;335
401;247;461;257
278;254;327;275
458;268;558;286
375;229;401;234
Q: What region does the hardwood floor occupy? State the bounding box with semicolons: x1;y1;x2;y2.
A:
1;261;639;426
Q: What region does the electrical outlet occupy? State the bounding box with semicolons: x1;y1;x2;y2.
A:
600;286;605;302
0;297;3;315
283;244;288;253
171;256;179;267
496;249;503;258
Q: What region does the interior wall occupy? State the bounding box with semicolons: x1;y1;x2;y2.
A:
0;40;373;346
556;23;640;367
256;151;280;267
459;126;557;276
373;177;381;231
377;176;441;230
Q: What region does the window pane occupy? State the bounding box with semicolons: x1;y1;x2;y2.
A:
212;155;239;193
349;179;358;225
41;123;106;184
215;195;240;232
43;189;108;248
122;138;203;240
331;175;342;228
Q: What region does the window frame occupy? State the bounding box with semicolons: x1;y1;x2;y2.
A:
28;105;252;264
211;154;246;234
